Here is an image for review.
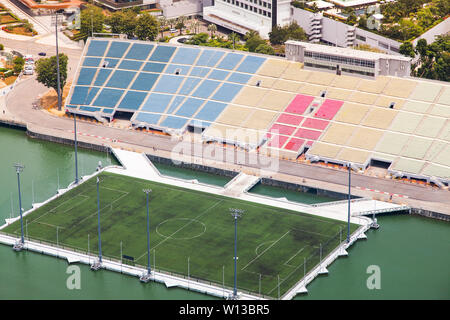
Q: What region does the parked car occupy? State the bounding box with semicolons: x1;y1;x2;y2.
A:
38;52;46;56
169;28;177;33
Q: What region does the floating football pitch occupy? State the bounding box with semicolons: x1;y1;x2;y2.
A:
3;172;357;298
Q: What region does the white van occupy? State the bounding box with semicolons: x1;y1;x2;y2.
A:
24;65;34;75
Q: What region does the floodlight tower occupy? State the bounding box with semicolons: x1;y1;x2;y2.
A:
229;208;244;300
12;163;25;251
91;177;102;270
347;163;352;243
140;188;152;283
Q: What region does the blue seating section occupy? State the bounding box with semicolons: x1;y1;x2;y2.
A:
141;93;172;113
171;47;200;65
149;45;176;62
160;116;188;129
106;70;136;89
175;98;205;117
118;60;144;71
165;64;191;75
77;68;97;85
118;91;148;110
135;112;161;125
125;43;154;60
106;42;130;58
194;101;227;122
211;83;242;102
68;39;269;131
94;69;112;86
86;40;108;57
179;77;201;95
217;53;244;70
143;62;166;73
83;57;102;67
192;80;221;99
153;75;184;94
92;88;124;108
131;73;159;91
236;56;265;73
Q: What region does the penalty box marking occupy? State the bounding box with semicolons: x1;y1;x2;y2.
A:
283;246;306;268
241;230;291;272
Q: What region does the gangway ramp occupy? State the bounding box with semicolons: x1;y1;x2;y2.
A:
222;173;260;197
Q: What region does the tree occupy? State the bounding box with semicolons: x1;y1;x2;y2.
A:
121;10;138;39
255;43;275;55
286;21;307;41
135;12;159;41
399;41;415;58
12;56;25;74
158;16;167;38
176;15;187;35
80;4;104;37
245;32;266;52
228;32;240;49
186;32;209;45
269;22;306;45
191;19;200;34
269;25;288;45
35;54;68;93
207;23;217;37
0;43;4;51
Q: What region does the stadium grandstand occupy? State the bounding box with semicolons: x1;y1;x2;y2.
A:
65;38;450;186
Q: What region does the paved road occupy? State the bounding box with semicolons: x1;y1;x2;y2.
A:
4;72;449;205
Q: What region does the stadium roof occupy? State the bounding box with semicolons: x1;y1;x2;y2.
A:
66;38;450;183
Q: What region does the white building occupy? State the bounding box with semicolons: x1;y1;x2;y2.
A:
159;0;209;19
203;0;291;39
366;13;384;31
291;6;402;54
285;40;411;78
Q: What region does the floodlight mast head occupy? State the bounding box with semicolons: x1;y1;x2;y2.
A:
229;208;244;219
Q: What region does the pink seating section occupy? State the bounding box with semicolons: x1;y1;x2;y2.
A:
284;138;305;151
294;128;322;140
302;118;329;130
276;114;303;126
265;94;344;154
314;99;344;120
269;123;296;136
268;135;289;148
285;94;315;114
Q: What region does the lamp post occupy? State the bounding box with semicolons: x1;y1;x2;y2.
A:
229;208;244;299
14;164;25;246
91;177;102;270
140;189;152;282
347;163;351;243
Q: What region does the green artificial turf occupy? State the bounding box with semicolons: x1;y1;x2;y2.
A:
3;172;358;298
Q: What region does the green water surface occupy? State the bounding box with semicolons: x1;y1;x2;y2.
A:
0;126;449;299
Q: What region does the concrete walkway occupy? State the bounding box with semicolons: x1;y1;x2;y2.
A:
106;148;406;225
222;173;260;197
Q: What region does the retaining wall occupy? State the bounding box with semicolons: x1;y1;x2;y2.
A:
258;177;359;201
146;154;239;179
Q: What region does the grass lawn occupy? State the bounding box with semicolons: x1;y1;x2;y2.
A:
2;172;358;298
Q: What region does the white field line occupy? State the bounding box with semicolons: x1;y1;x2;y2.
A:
241;231;290;271
135;200;224;263
36;221;66;229
284;246;306;268
71;190;130;229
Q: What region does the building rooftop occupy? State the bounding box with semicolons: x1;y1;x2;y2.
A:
286;40;412;62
